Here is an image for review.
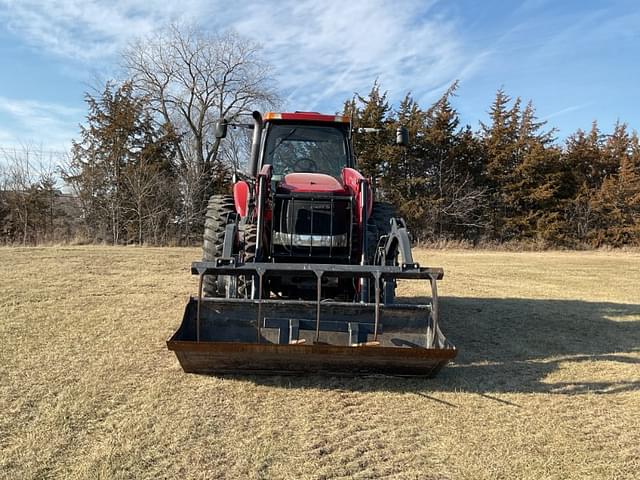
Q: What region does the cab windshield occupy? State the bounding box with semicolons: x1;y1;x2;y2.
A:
264;123;349;179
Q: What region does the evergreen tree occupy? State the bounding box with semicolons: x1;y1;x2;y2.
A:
380;94;428;231
340;80;639;248
480;89;522;240
562;123;605;243
480;89;520;185
65;81;176;244
421;81;487;238
480;90;560;242
507;101;568;244
346;82;393;181
590;124;640;246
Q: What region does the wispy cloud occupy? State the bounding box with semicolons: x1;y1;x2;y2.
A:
0;0;500;147
0;96;82;149
0;0;212;61
232;0;483;111
542;103;592;121
0;127;16;145
1;0;484;112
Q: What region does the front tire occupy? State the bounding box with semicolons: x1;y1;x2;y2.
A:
202;195;236;297
237;222;258;298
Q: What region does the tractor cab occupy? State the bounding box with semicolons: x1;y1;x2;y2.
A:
260;112;354;181
254;113;361;269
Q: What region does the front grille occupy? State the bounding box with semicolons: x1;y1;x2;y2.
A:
272;194;352;258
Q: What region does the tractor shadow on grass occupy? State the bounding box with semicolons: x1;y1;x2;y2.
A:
429;296;640;395
251;297;640;395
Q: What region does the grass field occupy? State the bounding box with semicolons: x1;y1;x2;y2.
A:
1;246;639;479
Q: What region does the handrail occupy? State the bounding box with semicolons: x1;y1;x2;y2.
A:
191;260;443;280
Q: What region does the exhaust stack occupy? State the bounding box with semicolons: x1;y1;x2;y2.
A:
248;111;263;177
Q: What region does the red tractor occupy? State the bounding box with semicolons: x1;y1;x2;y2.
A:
167;111;456;376
203;111;412;302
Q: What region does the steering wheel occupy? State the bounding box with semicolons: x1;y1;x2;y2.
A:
292;157;318;172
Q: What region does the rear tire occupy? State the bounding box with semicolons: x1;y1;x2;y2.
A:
370;202;397;236
366;223;380;264
202;195;236;297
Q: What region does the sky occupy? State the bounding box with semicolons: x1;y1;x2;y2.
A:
0;0;638;154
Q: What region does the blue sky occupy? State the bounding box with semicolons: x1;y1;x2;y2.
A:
0;0;638;153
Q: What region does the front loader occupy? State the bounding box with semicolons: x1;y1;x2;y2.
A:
167;111;456;376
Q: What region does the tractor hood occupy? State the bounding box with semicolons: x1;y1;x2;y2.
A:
278;173;349;195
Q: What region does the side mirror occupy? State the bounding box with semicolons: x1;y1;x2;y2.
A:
396;126;409;146
214;119;228;139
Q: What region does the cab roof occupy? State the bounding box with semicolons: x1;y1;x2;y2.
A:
263;111;350;123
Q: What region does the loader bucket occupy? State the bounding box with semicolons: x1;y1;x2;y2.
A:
167;261;456;377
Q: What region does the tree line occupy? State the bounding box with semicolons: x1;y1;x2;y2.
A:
1;25;638;248
346;82;640;248
0;145;78;244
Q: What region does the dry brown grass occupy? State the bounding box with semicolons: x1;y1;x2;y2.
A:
1;246;639;479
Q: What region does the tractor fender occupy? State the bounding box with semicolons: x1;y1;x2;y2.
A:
233;181;250;218
341;167;373;222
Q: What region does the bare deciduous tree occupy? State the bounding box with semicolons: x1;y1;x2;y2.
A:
0;145;61;244
122;158;175;245
122;25;278;227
